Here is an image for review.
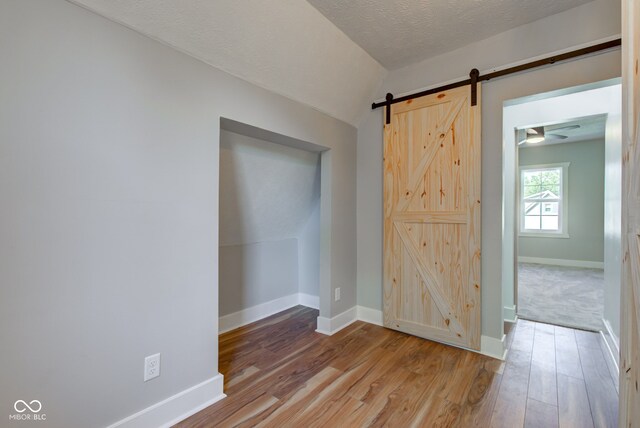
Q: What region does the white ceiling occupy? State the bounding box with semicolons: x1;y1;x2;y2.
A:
306;0;594;69
518;115;607;148
67;0;598;125
68;0;386;126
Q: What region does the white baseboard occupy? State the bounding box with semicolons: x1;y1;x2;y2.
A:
316;307;358;335
481;335;508;360
504;305;518;323
298;293;319;310
518;256;604;269
357;306;383;326
601;318;620;373
352;306;506;361
219;294;299;333
107;374;225;428
219;293;319;333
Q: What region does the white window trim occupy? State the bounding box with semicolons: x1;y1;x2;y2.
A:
518;162;570;238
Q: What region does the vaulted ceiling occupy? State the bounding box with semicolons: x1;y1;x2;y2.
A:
69;0;594;125
306;0;594;69
68;0;386;126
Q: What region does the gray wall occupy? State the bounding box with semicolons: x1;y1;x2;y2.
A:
518;140;605;262
218;129;321;247
604;114;622;339
0;1;356;427
219;239;299;316
356;0;621;342
299;201;321;297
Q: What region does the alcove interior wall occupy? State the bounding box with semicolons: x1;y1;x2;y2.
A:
218;124;321;326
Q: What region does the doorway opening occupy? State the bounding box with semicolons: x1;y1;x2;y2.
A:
217;118;331;388
502;78;622;357
516;115;607;331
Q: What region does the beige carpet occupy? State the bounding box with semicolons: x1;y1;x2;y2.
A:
517;262;604;331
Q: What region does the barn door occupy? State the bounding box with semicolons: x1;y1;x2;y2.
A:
383;85;481;350
620;0;640;424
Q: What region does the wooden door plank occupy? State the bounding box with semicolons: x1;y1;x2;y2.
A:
395;221;466;337
383;84;481;350
391;211;467;223
620;1;640;425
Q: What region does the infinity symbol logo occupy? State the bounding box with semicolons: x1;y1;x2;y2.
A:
14;400;42;413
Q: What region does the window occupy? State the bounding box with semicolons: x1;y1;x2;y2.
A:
519;163;569;238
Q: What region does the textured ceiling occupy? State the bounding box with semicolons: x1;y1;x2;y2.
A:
68;0;386;125
306;0;594;69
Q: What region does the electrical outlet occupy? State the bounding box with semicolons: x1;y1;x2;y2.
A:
334;287;341;301
144;353;161;382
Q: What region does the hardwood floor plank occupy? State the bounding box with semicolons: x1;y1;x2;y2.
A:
528;362;558;406
440;351;489;405
411;396;462;428
557;373;594;428
511;319;536;349
490;356;531;428
457;370;503;427
528;323;558;406
342;368;415;427
574;329;601;350
254;366;343;428
176;310;618;428
577;339;619;428
524;398;559;428
555;326;584;379
531;323;556;369
364;370;440;427
215;393;279;428
490;321;535;428
225;365;260;389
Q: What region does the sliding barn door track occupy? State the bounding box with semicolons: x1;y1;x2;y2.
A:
372;38;621;124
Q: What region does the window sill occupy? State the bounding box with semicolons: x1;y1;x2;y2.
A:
519;232;570;239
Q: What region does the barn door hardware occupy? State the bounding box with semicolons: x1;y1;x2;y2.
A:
372;38;621;124
470;68;479;106
385;93;393;125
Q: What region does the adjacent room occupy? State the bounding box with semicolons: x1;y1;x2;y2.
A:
517;115;608;331
2;0;639;427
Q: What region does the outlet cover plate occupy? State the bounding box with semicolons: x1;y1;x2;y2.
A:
144;353;161;382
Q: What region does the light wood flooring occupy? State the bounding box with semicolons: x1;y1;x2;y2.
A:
176;305;618;427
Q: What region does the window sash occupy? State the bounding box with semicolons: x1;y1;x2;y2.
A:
519;164;568;236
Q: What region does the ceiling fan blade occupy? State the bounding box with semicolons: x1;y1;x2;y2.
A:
548;124;580;132
545;133;568;140
526;127;544;135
